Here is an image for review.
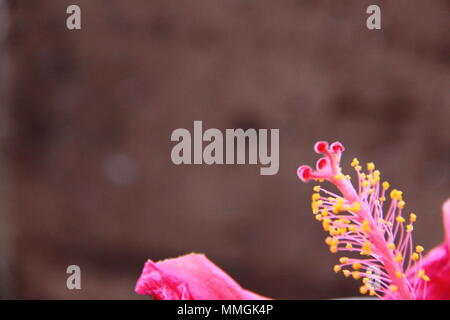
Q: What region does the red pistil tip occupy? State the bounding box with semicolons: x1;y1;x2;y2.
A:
330;141;345;153
314;141;329;154
316;157;329;170
297;165;312;182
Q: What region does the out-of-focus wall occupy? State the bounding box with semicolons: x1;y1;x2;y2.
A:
3;0;450;299
0;0;12;300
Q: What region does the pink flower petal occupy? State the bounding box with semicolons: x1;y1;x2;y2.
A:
407;199;450;300
135;253;268;300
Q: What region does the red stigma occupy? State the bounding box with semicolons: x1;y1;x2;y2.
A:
297;165;312;182
330;141;345;153
314;141;329;154
316;157;329;170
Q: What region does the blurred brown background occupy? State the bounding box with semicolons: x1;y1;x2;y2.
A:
0;0;449;299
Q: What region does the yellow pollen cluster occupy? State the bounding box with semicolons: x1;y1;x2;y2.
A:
362;220;371;232
418;269;430;282
350;202;361;212
334;173;344;181
390;189;403;201
352;262;362;270
361;241;372;255
396;216;405;223
394;253;403;263
332;198;345;214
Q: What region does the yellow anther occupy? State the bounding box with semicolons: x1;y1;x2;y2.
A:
362;180;370;188
394;253;403;263
418;269;425;278
312;200;322;209
396;271;403;279
329;245;338;253
351;202;361;212
411;253;419;261
406;224;413;233
343;270;351;278
398;201;406;209
360;285;368;295
422;275;430;282
390;189;403;201
313;185;321;192
355;165;362;171
315;214;323;221
345;175;351;180
390;285;398;292
369;290;376;296
339;257;349;264
362;277;369;284
348;225;357;232
362;220;371;232
367;162;375;171
352;262;362;270
388;243;396;250
332;198;345;214
352;272;361;280
380;196;386;202
325;237;333;245
333;265;341;273
312;193;321;201
382;181;390;190
312;208;319;214
334;173;344;181
396;216;405;223
416;245;424;253
345;243;353;249
410;213;417;222
351;158;359;167
361;241;372;255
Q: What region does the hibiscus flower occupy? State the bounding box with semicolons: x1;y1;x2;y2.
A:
135;141;450;300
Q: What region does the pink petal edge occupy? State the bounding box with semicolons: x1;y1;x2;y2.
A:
406;199;450;300
135;253;269;300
